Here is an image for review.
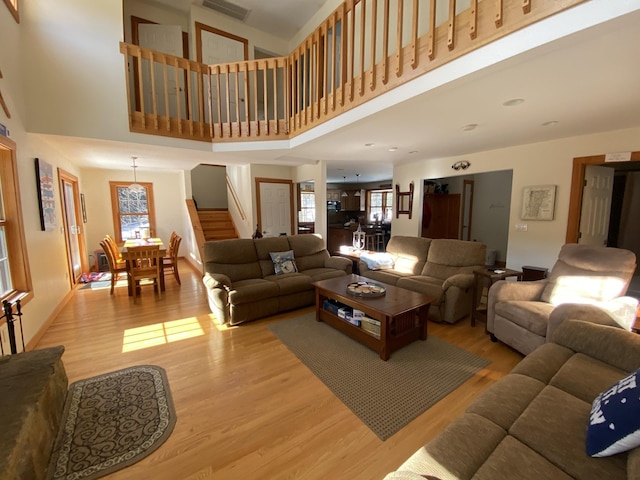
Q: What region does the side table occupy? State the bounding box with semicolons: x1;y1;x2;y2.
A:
471;268;523;327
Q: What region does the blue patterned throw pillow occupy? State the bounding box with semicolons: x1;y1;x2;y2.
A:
269;250;298;275
586;368;640;457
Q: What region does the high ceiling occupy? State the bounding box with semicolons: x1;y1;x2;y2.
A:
46;3;640;184
149;0;327;40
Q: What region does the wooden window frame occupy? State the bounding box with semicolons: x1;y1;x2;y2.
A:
109;181;156;244
298;191;316;222
0;135;33;305
2;0;19;23
367;189;393;223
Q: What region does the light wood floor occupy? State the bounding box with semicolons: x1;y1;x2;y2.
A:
36;262;523;480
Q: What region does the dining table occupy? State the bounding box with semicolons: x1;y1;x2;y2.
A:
122;237;167;295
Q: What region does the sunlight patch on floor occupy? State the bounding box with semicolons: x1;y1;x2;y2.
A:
122;317;205;352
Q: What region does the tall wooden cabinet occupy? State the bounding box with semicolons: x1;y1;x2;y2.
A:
421;193;461;239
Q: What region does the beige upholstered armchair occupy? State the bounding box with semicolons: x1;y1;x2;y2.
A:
487;244;638;355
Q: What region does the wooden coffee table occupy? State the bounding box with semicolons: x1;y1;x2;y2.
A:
312;274;435;360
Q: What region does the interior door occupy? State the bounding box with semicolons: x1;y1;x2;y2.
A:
257;181;293;237
199;28;247;122
138;24;185;118
59;170;86;285
579;165;614;246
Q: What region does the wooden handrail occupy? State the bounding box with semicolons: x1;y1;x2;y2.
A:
120;0;587;144
225;175;246;221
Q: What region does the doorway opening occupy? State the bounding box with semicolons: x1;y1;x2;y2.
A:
567;151;640;299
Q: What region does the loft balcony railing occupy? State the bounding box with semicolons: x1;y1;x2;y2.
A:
119;0;586;144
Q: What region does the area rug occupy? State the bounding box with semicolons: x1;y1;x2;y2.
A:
269;313;490;440
47;365;176;480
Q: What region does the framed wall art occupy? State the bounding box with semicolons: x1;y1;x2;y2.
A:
35;158;56;231
521;184;556;221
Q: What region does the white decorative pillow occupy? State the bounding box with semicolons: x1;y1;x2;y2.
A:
269;250;298;275
586;368;640;457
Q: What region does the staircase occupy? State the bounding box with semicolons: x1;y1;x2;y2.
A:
185;200;238;264
198;210;238;241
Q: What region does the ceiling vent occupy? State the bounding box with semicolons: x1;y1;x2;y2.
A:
201;0;250;22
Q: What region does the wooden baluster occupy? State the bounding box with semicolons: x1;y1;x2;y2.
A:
214;64;222;138
136;46;146;128
295;51;300;130
174;58;183;135
428;0;436;60
186;62;194;136
254;61;260;136
205;64;214;139
196;63;205;138
496;0;503;27
283;57;289;134
523;0;531;14
369;0;377;91
359;0;366;96
347;0;355;102
340;2;348;107
448;0;456;51
261;61;268;136
162;56;170;131
274;60;280;134
411;0;419;68
395;0;403;77
382;0;389;84
243;62;250;137
302;44;307;127
122;52;133;130
323;23;329;114
224;64;231;137
470;0;478;39
234;64;241;137
149;51;159;129
330;14;337;111
309;40;315;122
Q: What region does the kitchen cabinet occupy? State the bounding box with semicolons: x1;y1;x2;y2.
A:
327;190;342;201
341;190;364;211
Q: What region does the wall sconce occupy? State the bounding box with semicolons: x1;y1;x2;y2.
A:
452;160;471;171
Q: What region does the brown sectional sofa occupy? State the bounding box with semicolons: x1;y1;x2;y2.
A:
202;234;352;325
384;319;640;480
359;236;486;324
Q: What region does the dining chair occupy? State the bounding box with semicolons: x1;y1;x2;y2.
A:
99;240;127;295
104;234;125;268
163;233;181;285
125;245;162;303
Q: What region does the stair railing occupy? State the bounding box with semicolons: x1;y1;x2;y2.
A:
120;0;587;143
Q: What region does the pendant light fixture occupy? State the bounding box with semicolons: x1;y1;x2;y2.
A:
354;173;361;196
128;156;145;193
341;176;348;197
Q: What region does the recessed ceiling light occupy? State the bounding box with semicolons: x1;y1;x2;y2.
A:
409;150;418;154
542;120;559;127
462;123;478;131
364;143;375;147
388;147;398;152
503;98;525;107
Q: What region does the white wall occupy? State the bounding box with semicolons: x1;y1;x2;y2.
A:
393;127;640;272
191;164;227;208
189;5;289;60
81;167;189;268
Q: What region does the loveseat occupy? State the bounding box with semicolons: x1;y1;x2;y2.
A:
202;234;352;325
384;319;640;480
358;236;486;323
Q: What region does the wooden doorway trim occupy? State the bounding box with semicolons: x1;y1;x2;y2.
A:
130;16;190;113
566;151;640;243
194;22;249;63
58;169;88;286
255;178;295;236
461;179;474;241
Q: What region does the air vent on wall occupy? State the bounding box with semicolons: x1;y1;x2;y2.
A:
201;0;250;22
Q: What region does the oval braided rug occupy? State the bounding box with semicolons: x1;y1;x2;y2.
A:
269;313;490;440
46;365;176;480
